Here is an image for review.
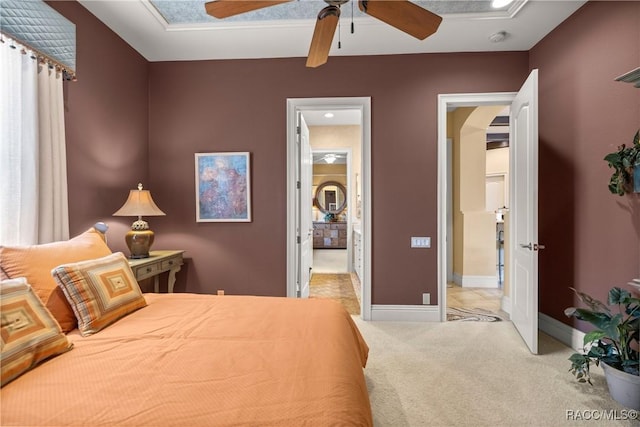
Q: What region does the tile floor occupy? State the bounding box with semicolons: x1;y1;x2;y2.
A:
313;249;348;273
310;249;362;308
446;283;503;312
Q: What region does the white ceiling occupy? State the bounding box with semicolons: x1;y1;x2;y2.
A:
303;109;362;126
78;0;587;63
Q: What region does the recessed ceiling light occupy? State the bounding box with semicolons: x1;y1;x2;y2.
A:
324;112;334;118
492;0;514;8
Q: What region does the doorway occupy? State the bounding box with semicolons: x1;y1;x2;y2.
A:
446;105;509;315
309;147;354;313
438;70;540;354
286;97;372;320
311;148;351;275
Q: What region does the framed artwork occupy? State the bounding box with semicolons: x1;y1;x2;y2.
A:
195;152;251;222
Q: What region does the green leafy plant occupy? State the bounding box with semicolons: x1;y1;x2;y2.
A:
565;287;639;385
604;130;640;196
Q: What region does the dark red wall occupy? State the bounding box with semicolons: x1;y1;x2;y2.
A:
147;53;529;299
49;1;639;321
47;1;149;254
531;0;640;325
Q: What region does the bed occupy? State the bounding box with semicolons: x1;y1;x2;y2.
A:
0;228;372;426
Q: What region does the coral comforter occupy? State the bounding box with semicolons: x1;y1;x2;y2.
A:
1;293;372;426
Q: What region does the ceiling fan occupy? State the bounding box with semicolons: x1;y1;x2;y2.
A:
204;0;443;68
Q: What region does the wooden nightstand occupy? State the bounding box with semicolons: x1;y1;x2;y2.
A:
128;250;184;293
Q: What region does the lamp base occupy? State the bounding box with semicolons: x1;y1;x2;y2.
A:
125;229;155;259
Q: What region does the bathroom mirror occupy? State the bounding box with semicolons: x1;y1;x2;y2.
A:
314;181;347;214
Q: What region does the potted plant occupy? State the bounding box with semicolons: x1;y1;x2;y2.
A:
565;286;639;410
604;129;640;195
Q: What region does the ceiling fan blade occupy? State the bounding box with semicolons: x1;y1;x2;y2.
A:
306;6;340;68
205;0;292;19
358;0;442;40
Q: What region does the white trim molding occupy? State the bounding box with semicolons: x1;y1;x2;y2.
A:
538;313;585;351
457;274;499;288
501;295;512;314
371;305;441;322
453;272;499;288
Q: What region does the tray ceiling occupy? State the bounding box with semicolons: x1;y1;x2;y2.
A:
78;0;587;62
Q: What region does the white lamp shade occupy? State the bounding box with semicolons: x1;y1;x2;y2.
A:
113;187;165;217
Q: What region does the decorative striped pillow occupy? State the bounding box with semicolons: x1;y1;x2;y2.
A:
1;277;73;387
51;252;147;336
0;227;113;333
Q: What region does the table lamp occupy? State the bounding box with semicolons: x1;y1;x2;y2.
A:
113;183;166;259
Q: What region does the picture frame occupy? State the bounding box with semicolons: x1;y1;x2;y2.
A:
195;152;251;222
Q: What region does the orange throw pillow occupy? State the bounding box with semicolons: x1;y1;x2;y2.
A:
0;228;112;332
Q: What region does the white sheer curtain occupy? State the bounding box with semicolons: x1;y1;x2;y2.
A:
0;40;69;246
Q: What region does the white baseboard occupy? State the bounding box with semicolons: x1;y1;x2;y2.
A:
461;275;498;288
452;273;498;288
538;312;585;351
501;295;512;315
371;304;441;322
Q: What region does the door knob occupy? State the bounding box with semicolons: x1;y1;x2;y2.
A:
519;243;532;250
534;244;546;251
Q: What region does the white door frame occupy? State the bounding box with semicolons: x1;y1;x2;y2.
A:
437;92;517;322
286;97;372;320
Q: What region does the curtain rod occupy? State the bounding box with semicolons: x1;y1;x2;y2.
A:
0;32;76;81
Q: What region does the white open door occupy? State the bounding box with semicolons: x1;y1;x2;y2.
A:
510;69;539;354
297;113;313;298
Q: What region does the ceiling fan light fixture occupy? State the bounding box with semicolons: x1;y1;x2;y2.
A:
207;0;443;68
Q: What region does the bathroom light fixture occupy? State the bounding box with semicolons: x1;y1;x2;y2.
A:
325;154;337;164
324;112;334;118
491;0;514;8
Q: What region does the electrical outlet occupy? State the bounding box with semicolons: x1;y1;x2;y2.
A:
217;290;225;296
411;237;431;248
422;293;430;305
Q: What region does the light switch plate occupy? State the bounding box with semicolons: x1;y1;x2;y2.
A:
411;237;431;248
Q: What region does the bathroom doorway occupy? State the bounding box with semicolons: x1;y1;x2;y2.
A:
286;97;372;319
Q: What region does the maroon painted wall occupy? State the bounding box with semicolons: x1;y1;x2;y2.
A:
50;0;639;320
530;1;640;325
47;1;149;254
147;53;529;299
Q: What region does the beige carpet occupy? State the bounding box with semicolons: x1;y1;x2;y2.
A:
352;318;636;427
310;273;360;315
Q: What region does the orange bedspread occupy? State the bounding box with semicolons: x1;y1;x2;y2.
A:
1;294;372;426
